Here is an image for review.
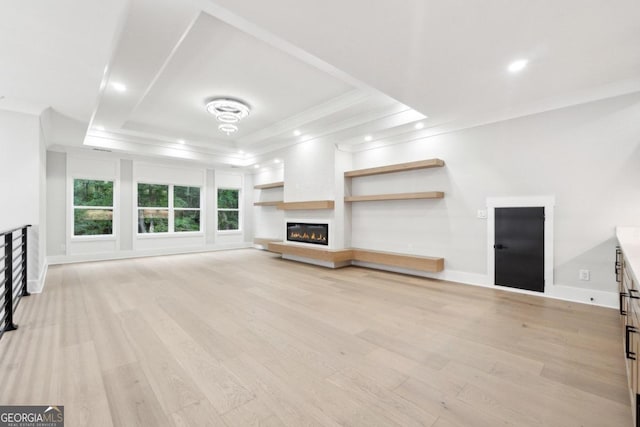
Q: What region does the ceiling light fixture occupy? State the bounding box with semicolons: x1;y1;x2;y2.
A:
274;159;281;164
508;59;528;73
364;135;373;142
177;139;185;145
110;82;127;92
293;130;301;136
414;122;424;130
95;125;105;131
218;123;238;135
253;164;260;169
206;98;251;135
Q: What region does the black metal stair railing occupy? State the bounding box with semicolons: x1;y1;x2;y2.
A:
0;225;31;341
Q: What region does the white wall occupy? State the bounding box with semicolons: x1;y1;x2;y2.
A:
253;166;284;240
282;139;339;248
350;92;640;301
47;151;252;264
0;110;46;291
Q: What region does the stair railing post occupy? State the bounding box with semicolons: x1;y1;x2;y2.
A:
21;227;29;296
4;232;17;331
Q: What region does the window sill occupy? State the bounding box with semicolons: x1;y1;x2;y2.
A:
136;232;204;239
217;230;242;235
71;235;116;242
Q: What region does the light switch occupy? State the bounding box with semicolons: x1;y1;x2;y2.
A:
477;209;487;219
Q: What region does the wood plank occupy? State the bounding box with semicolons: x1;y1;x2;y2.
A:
276;200;335;210
352;248;444;272
345;191;444;202
0;249;630;426
344;158;444;178
253;237;281;246
253;200;283;206
253;181;284;190
102;362;173;427
268;242;353;263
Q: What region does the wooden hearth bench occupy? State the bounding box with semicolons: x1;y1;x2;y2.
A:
266;242;444;273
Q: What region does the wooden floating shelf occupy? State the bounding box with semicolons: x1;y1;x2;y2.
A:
276;200;335;210
351;248;444;273
344;158;444;178
268;243;445;273
253;201;283;206
254;237;281;247
254;181;284;190
268;243;353;263
345;192;444;202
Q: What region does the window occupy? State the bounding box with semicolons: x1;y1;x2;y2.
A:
137;183;200;233
73;179;114;236
138;183;169;233
217;188;240;231
174;186;200;232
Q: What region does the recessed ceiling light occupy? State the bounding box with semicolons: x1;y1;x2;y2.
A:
274;159;281;164
95;125;105;131
110;82;127;92
414;122;424;130
293;130;301;137
238;150;244;154
508;59;528;73
177;139;185;144
364;135;373;142
253;164;260;169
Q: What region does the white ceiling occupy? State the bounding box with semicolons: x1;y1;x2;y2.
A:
2;0;639;166
0;0;128;119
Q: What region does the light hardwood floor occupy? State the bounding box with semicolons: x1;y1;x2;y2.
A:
0;249;631;426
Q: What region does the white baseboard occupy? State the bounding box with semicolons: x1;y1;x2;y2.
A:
351;260;618;309
47;242;253;265
27;261;48;294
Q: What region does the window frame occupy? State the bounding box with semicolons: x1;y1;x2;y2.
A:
135;182;203;237
70;176;117;242
216;187;241;234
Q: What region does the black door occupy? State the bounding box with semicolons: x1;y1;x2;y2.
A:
495;207;545;292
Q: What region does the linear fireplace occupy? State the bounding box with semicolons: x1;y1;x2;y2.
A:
287;222;328;246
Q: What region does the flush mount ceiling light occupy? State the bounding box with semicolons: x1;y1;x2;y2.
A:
206;98;251;135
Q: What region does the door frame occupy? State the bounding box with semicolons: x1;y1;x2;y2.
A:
487;196;555;293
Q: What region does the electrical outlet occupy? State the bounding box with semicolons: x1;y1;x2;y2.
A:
477;209;487;219
579;269;590;281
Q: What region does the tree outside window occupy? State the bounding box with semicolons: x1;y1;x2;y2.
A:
174;186;200;232
137;183;201;233
217;188;239;231
73;179;114;236
138;183;169;233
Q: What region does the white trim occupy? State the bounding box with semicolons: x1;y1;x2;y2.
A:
27;261;48;294
68;170;120;248
136;232;204;239
350;260;616;308
47;242;252;265
486;195;555;294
